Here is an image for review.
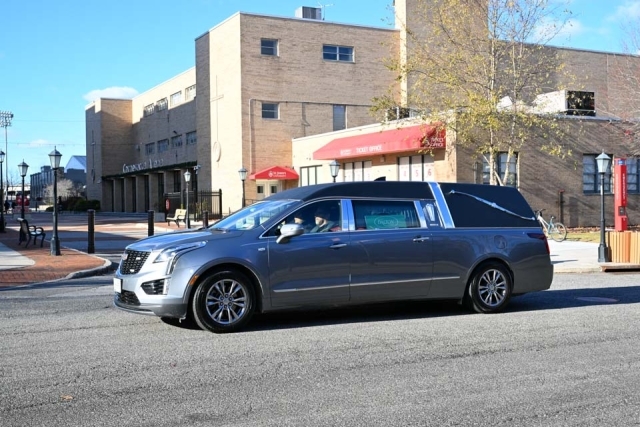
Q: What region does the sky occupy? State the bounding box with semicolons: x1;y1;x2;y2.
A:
1;0;639;181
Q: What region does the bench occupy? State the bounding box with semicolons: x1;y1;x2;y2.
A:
17;218;46;248
167;209;187;227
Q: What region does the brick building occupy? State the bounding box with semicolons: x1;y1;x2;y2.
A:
86;1;640;227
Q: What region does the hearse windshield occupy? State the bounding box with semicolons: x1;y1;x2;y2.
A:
208;199;298;231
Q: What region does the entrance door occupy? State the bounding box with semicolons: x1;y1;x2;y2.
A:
256;181;281;201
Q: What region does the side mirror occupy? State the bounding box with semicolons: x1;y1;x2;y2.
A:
276;223;305;244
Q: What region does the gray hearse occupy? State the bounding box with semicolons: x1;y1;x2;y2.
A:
113;181;553;333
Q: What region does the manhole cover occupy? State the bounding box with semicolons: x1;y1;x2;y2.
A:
575;297;619;303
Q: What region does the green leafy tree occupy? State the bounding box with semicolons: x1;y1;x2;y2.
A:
375;0;576;185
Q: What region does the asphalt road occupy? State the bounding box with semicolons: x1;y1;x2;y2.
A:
1;273;640;427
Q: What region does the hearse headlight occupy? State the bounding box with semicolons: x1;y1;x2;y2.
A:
154;241;207;264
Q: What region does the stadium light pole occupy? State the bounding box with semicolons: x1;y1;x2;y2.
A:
49;147;62;256
0;150;5;233
0;111;12;204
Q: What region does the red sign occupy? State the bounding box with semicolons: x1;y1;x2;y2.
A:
614;158;627;231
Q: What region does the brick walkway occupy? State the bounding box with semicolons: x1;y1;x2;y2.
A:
0;228;108;287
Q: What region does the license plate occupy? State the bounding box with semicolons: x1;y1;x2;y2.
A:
113;278;122;293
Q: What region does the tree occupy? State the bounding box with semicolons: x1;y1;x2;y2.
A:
44;178;77;203
375;0;575;185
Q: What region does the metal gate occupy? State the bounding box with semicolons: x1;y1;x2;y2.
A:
163;189;222;221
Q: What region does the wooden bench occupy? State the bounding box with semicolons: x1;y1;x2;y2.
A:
166;209;187;227
17;218;46;248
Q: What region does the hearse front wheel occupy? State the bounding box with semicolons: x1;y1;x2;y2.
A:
465;262;512;313
191;270;256;333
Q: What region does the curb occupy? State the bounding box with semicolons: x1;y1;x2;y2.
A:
65;256;116;280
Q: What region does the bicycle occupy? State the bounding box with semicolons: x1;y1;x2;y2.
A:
535;209;567;242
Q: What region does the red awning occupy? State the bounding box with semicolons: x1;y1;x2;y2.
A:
249;166;299;180
313;124;446;160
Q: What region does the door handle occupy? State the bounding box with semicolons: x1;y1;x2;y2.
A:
330;243;347;249
412;236;430;243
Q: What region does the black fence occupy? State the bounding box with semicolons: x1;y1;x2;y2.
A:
164;189;223;221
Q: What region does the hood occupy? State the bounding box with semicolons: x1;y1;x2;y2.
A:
125;228;239;252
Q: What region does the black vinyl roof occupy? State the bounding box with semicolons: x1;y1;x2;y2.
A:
266;181;435;201
439;182;537;227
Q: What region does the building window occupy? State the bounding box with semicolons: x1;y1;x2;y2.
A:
156;98;168;111
583;153;612;194
333;105;346;131
185;85;196;101
186;131;197;145
145;142;155;155
171;134;183;148
482;152;518;187
173;171;181;192
399;155;435;181
157;139;169;153
342;161;372;182
261;39;278;56
170;91;182;107
567;91;595;116
143;104;155;117
300;166;321;186
627;158;640;193
262;103;279;119
323;45;354;62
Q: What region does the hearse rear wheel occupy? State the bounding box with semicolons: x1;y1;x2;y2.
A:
192;270;256;333
465;262;512;313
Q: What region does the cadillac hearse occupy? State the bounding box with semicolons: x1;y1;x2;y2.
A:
113;181;553;333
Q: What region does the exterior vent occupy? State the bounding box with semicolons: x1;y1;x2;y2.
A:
295;6;322;20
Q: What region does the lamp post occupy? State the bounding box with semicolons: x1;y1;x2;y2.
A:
596;151;611;263
329;159;340;182
0;150;5;233
18;160;28;219
184;170;191;229
238;167;247;207
49;147;62;256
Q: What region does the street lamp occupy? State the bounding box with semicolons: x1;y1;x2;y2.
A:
49;147;62;256
0;150;5;233
238;167;247;207
329;159;340;182
596;151;611;263
18;160;28;219
184;170;191;229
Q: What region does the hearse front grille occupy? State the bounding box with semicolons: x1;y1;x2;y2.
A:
120;250;150;275
116;290;140;306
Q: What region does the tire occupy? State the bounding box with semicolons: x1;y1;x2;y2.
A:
464;262;512;313
191;270;256;333
549;223;567;242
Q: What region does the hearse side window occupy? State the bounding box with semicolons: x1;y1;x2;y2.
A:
266;200;342;237
352;200;419;230
420;200;442;228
